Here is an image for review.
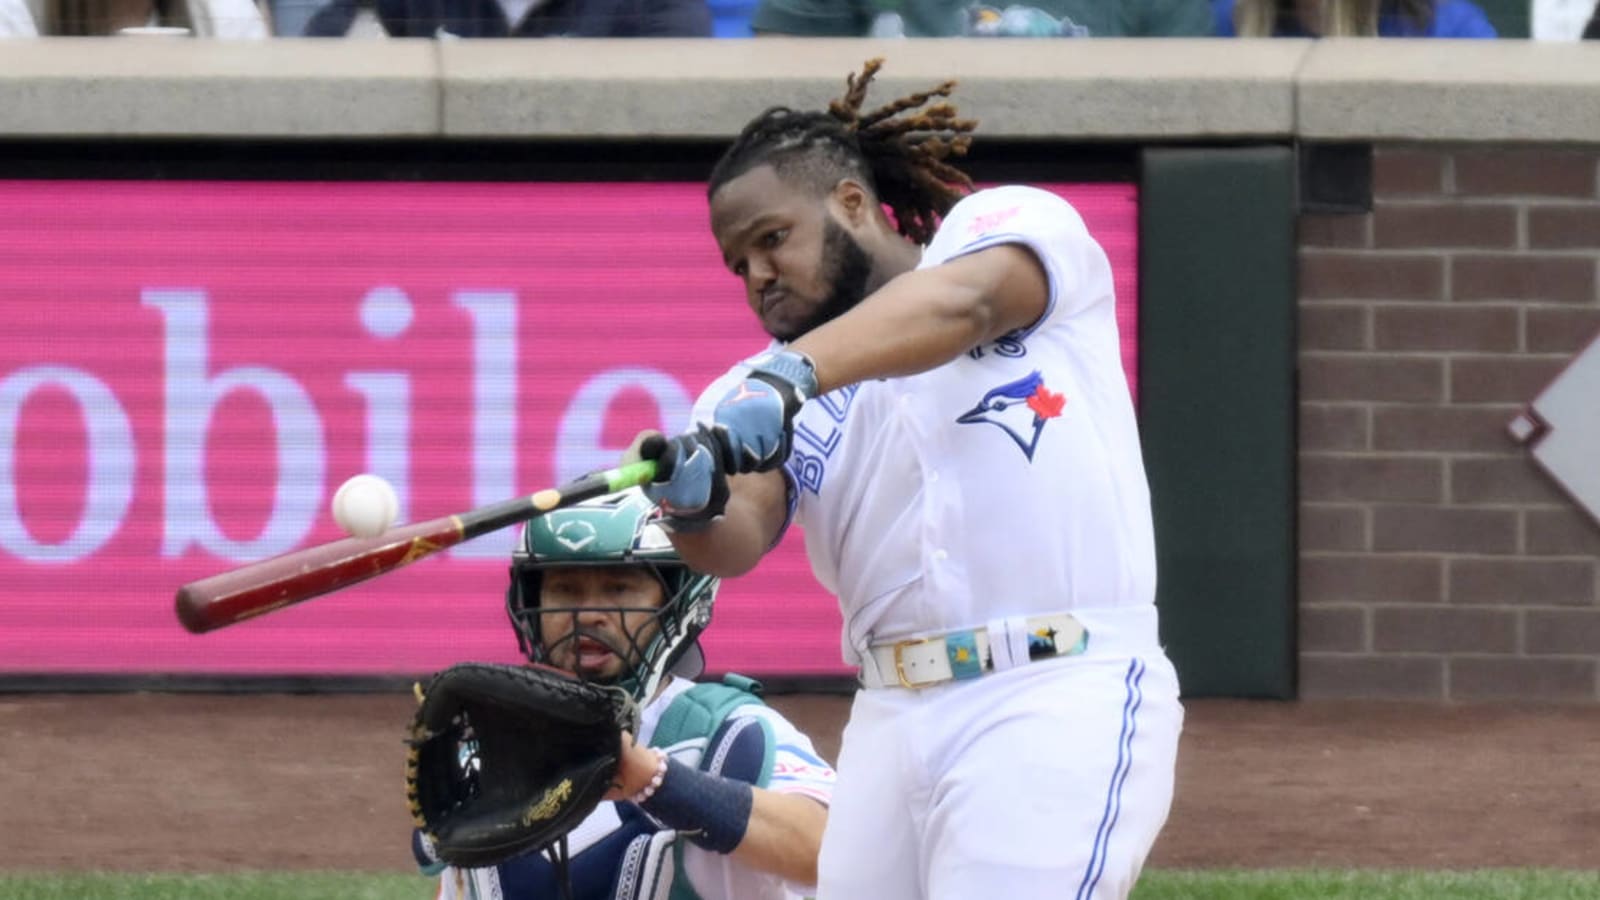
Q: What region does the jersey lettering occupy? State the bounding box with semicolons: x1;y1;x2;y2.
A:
967;204;1023;236
789;449;826;496
966;333;1029;360
790;385;859;496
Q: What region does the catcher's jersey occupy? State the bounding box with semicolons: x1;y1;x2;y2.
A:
431;676;834;900
696;186;1156;665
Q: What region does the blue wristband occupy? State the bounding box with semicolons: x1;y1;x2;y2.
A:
638;757;753;854
747;348;819;402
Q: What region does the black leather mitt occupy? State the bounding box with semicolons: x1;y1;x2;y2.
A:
405;662;631;868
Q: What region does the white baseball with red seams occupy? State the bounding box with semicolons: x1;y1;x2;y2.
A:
331;473;399;538
695;186;1185;900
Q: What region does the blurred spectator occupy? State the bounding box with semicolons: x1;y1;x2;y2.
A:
1214;0;1497;35
707;0;751;32
750;0;1211;36
1585;0;1599;35
1532;0;1593;38
1;0;40;34
37;0;268;33
303;0;710;35
187;0;269;32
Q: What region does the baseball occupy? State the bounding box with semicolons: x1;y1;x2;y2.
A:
331;474;399;539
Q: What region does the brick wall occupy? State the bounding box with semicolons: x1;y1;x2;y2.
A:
1297;146;1600;702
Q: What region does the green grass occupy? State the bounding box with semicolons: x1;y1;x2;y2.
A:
1;869;1598;899
0;872;424;899
1132;869;1600;899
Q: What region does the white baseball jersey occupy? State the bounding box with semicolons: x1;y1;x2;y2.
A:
432;676;835;900
695;186;1156;665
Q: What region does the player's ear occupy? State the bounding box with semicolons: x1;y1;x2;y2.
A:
831;178;873;226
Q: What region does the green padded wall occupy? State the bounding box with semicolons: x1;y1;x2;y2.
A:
1139;146;1298;698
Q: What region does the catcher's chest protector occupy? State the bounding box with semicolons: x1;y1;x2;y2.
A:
648;675;777;900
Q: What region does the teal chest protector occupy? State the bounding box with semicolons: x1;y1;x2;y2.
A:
646;674;777;900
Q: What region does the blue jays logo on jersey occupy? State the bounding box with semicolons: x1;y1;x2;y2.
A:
956;369;1066;461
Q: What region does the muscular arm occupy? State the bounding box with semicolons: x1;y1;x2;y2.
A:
654;242;1047;571
727;787;828;885
608;733;829;885
791;243;1050;394
667;469;789;578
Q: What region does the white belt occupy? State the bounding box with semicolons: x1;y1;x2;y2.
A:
859;613;1089;690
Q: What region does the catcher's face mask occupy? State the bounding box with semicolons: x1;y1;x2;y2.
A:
506;488;719;701
535;566;667;681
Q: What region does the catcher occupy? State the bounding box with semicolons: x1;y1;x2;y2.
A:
408;488;835;900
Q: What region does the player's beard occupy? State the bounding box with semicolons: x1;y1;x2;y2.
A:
766;217;874;343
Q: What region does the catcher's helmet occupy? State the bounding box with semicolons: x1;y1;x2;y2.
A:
506;488;719;700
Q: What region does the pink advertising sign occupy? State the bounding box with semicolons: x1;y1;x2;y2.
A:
0;180;1137;677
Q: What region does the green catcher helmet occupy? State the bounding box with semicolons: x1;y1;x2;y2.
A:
506;488;719;700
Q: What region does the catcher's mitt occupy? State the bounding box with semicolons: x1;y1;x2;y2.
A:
406;661;634;868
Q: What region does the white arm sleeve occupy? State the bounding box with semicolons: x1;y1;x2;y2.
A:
921;185;1114;335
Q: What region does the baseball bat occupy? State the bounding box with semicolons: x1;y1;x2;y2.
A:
174;459;658;635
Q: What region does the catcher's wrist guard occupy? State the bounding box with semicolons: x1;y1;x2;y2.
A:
405;662;634;868
638;757;753;854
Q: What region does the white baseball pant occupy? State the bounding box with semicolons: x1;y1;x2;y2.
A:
816;606;1184;900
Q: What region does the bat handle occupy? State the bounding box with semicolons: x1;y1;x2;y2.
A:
610;458;658;489
531;458;659;513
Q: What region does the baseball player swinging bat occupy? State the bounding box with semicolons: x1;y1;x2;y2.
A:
174;459;658;635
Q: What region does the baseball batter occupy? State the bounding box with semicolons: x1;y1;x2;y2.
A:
635;58;1183;899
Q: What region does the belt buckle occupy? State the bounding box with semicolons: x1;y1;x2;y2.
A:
892;636;938;689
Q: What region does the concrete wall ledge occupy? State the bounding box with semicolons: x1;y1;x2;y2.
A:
438;38;1307;139
0;39;441;137
1;37;1597;144
1298;40;1600;144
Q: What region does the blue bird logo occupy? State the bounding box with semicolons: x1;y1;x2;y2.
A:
956;370;1066;461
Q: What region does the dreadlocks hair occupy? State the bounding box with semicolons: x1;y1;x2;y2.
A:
707;58;978;246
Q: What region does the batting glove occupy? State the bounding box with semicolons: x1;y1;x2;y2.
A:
634;428;730;531
710;349;819;475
